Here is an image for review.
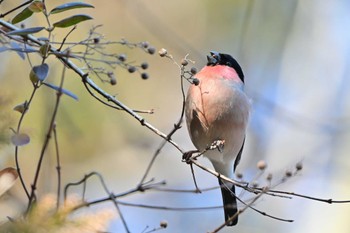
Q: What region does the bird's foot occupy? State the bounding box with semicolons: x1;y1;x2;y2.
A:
209;139;225;152
182;150;199;164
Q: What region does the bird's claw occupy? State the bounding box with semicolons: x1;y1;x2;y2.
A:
182;150;198;164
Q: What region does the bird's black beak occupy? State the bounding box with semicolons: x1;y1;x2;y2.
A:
207;51;221;66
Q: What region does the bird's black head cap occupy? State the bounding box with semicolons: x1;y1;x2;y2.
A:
207;51;244;83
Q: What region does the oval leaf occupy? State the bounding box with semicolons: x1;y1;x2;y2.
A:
32;63;49;82
28;1;45;13
9;42;25;60
43;82;79;100
50;2;94;14
53;14;93;28
9;42;37;60
13;101;28;114
11;133;30;146
10;47;38;53
6;27;45;36
0;167;19;197
11;7;34;24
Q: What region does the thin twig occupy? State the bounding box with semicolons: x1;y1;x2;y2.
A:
262;188;350;204
53;123;61;210
0;0;33;18
82;80;153;113
138;58;188;186
57;26;76;52
14;88;37;200
153;186;218;193
70;180;166;211
117;201;222;211
27;52;69;211
95;172;130;233
189;163;201;193
70;172;131;233
64;172;97;201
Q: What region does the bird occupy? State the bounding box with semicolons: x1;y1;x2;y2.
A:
185;51;250;226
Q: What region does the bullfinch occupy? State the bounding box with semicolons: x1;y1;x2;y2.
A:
185;51;250;226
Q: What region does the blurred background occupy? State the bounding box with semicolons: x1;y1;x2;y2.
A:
1;0;350;232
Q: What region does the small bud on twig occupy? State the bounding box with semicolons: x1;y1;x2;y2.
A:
296;162;303;171
266;173;273;181
13;101;28;114
158;48;167;57
251;181;259;188
257;160;267;171
160;220;168;228
181;58;188;66
285;170;292;177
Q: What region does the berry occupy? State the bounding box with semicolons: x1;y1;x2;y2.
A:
147;47;156;55
192;78;199;86
93;38;100;44
128;66;136;73
141;41;149;48
141;62;148;70
190;67;197;75
141;73;149;80
110;78;117;85
118;54;127;62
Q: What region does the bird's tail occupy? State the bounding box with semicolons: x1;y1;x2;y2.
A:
218;178;238;226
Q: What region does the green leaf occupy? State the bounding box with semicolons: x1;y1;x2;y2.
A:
50;2;94;14
6;27;45;36
11;133;30;146
32;63;49;82
28;1;45;12
43;83;79;100
11;7;34;24
13;101;28;114
53;14;93;28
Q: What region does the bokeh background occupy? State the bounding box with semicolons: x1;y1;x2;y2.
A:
1;0;350;232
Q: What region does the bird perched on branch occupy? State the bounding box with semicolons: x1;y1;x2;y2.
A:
185;51;250;226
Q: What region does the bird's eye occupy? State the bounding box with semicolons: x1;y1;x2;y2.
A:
226;62;232;66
